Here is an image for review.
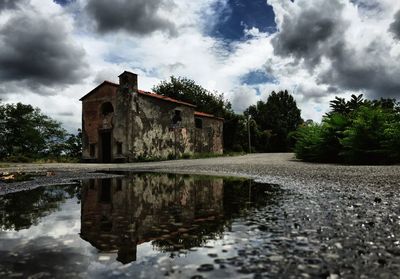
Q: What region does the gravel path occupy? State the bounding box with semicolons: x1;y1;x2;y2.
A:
1;153;400;278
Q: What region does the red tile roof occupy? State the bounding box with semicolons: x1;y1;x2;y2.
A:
195;111;224;121
137;90;195;107
79;81;118;101
80;81;224;121
80;81;195;107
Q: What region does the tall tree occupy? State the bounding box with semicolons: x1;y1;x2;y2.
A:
152;76;230;117
246;90;303;152
64;129;83;158
0;102;67;159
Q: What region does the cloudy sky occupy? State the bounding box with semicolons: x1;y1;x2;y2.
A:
1;0;400;132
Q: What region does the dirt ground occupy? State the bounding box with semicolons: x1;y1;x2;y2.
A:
2;153;400;278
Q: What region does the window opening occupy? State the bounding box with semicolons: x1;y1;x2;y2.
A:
172;110;182;125
100;102;114;116
195;118;203;129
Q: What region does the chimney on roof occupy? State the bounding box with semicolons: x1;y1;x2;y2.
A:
118;71;138;92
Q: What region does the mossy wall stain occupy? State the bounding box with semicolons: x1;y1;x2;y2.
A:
80;72;223;163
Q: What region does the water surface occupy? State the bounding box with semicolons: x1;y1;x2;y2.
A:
0;172;283;278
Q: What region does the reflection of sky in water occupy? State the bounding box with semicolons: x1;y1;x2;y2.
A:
0;174;282;278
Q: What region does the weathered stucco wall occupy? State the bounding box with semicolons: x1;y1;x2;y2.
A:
194;116;224;154
81;72;223;163
123;93;196;161
81;83;117;162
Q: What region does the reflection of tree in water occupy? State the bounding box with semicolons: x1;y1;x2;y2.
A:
80;173;284;263
153;179;284;252
0;184;80;231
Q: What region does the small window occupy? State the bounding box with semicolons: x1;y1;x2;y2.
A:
90;144;96;157
172;110;182;125
100;102;114;116
116;142;123;154
195;118;203;129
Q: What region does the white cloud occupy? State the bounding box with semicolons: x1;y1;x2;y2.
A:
2;0;400;132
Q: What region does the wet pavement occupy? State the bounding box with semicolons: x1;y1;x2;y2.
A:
1;154;400;278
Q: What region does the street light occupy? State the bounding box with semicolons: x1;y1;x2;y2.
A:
247;115;251;153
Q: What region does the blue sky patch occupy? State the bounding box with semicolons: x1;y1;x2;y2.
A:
241;70;276;86
211;0;276;41
53;0;74;6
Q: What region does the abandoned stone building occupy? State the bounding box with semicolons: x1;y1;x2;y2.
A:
80;71;223;163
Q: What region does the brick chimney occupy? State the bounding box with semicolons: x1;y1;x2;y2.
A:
118;71;138;92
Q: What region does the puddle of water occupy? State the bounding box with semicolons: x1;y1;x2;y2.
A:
0;173;283;278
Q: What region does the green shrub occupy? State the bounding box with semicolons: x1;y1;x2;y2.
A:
294;124;325;162
294;96;400;165
5;155;33;163
339;106;389;164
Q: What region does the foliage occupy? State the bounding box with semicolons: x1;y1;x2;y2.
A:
152;76;230;117
0;184;79;231
64;129;83;158
294;94;400;164
0;102;82;162
0;102;66;159
245;90;303;152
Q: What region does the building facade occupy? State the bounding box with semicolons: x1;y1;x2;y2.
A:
80;71;223;163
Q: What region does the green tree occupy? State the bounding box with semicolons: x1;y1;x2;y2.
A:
245;90;303;152
64;129;83;158
153;76;230;117
0;102;67;160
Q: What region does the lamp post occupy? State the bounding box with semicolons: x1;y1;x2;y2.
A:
247;115;251;154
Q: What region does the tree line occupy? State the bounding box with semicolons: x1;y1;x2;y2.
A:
0;101;81;162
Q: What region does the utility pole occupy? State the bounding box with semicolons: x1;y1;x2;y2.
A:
247;115;251;153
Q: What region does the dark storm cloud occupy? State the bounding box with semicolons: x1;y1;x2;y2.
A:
272;0;344;68
0;0;25;11
390;11;400;40
86;0;177;36
271;0;400;99
0;13;87;90
318;42;400;98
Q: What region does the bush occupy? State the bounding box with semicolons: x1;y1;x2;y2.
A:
294;96;400;165
339;106;389;164
5;155;33;163
294;124;324;162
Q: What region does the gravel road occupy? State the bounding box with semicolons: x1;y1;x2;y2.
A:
1;153;400;278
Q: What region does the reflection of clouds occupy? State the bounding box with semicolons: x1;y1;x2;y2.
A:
1;175;282;277
3;198;81;241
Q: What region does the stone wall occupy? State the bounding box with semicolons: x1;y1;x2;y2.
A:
193;116;224;154
120;91;197;161
81;72;224;163
81;83;117;162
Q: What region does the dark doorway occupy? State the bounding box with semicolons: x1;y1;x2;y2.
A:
101;131;112;163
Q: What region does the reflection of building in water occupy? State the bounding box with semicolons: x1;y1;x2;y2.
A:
80;174;224;264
